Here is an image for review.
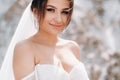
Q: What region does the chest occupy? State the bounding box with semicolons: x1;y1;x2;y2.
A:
34;45;79;72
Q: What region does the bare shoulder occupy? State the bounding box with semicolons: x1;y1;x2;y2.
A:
66;40;80;49
14;40;34;59
67;40;81;60
13;40;35;79
14;40;33;54
60;38;80;60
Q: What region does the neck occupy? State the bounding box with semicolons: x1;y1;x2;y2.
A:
33;30;59;47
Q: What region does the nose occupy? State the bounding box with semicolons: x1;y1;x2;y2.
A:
54;13;62;24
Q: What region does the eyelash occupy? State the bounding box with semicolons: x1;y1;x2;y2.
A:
46;8;70;15
46;8;55;12
62;11;70;15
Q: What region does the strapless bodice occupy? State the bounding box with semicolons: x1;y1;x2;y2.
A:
22;62;89;80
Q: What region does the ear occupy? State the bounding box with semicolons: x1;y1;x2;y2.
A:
32;8;39;19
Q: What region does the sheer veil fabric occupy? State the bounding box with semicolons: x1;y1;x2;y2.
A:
0;0;86;80
0;2;37;80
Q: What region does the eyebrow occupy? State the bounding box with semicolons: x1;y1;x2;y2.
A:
47;5;72;11
47;5;57;9
63;8;72;11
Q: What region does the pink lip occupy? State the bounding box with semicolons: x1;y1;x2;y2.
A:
50;23;63;27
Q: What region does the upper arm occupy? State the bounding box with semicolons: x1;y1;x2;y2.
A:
13;42;35;80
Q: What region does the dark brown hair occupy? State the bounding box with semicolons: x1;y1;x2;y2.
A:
31;0;74;25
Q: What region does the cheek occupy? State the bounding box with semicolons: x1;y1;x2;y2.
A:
62;16;69;25
45;12;53;19
41;15;51;24
63;17;68;23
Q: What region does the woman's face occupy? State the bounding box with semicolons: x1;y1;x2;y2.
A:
39;0;72;35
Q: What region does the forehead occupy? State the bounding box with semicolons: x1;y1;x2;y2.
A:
47;0;70;8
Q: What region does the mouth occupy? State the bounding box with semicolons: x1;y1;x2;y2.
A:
50;23;63;28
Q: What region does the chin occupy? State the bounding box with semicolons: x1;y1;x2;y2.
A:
50;30;62;36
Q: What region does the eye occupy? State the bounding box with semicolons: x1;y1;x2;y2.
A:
62;11;71;15
46;8;55;12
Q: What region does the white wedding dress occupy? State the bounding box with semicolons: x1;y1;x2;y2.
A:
22;62;89;80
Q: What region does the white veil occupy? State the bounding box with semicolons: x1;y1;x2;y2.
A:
0;0;82;80
0;2;38;80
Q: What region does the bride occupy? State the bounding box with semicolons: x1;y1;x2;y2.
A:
0;0;89;80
